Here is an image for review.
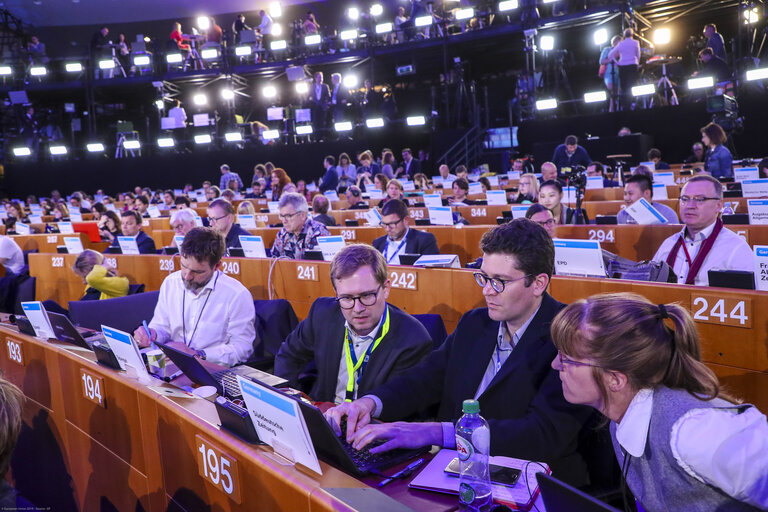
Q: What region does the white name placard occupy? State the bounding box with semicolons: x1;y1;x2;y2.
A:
754;246;768;291
652;183;669;200
510;205;529;219
553;239;606;277
117;236;140;255
323;190;339;202
15;223;30;235
174;235;185;247
487;176;500;187
625;198;669;225
486;190;507;206
57;222;74;234
735;167;759;182
424;194;443;208
468;182;483;195
414;254;460;268
237;214;257;229
653;172;675;186
366;188;383;200
267;201;280;214
147;206;161;218
741;179;768;198
747;199;768;225
586;176;604;190
21;301;55;340
428;206;453;226
63;237;85;254
239;235;267;258
70;211;83;222
101;325;150;379
364;208;382;226
316;235;346;261
401;180;416;191
29;214;42;224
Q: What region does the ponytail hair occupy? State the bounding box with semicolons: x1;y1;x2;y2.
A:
551;292;735;412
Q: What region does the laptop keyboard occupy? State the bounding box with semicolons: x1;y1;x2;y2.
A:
211;370;243;398
338;418;390;469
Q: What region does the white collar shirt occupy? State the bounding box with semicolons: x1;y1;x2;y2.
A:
384;228;410;264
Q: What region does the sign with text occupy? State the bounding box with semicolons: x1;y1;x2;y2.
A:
741;179;768;198
70;211;83;222
267;201;280;214
63;237;85;254
414;254;460;268
237;214;257;229
652;172;675;186
401;180;415;191
21;302;55;340
735;167;759;182
316;235;346;261
323;190;339;202
424;194;443;208
117;236;140;255
486;190;507;206
364;208;382;226
510;205;529;219
366;188;383;200
625;198;669;225
428;206;453;226
690;294;751;328
652;183;669;200
507;171;521;180
754;246;768;291
58;222;74;234
15;223;30;235
553;239;606;277
747;200;768;225
101;325;150;379
239;236;267;258
586;176;604;190
147;206;161;218
468;182;483;195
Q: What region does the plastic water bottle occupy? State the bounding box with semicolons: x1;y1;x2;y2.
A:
722;203;734;215
456;399;492;511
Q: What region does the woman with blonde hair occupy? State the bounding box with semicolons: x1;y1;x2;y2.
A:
72;249;129;300
551;292;768;511
377;178;404;208
237;200;256;215
513;173;539;204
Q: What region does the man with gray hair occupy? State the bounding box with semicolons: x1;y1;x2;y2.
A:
169;209;197;248
271;192;330;259
274;244;433;403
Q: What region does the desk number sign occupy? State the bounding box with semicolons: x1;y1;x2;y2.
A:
80;368;106;408
195;435;241;503
6;339;24;366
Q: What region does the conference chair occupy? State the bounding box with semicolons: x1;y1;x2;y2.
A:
247;299;299;371
69;291;159;333
413;313;448;349
13;276;35;315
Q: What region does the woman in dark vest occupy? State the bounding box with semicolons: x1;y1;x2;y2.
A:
550;292;767;512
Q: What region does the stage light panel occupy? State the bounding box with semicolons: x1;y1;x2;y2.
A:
271;40;287;50
198;16;210;30
13;147;31;156
342;74;358;88
262;85;277;98
340;29;358;40
49;145;67;155
593;28;608;46
348;7;360;20
166;53;183;63
272;24;283;36
536;98;557;110
376;22;393;34
133;55;150;66
225;132;243;142
746;67;768;81
98;60;114;70
415;15;433;26
221;88;235;100
201;48;219;59
270;1;282;17
632;84;655;96
263;129;280;140
157;137;175;148
305;34;322;45
295;81;309;94
30;66;47;76
235;46;252;56
653;28;670;45
406;115;426;126
688;76;714;89
456;8;474;20
123;140;141;150
296;125;313;135
86;143;105;152
370;4;383;16
193;93;208;105
65;62;83;72
583;91;607;103
194;134;212;144
540;35;554;51
335;121;353;131
498;0;518;11
366;118;384;128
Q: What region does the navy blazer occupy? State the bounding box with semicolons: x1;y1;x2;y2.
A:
225;223;251;249
372;228;439;259
319;166;339;192
109;230;156;254
274;298;433;403
370;293;592;485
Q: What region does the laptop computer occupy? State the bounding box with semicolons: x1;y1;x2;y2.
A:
537;473;621;512
158;343;286;399
15;316;38;337
47;312;105;349
294;395;429;476
303;250;324;261
707;269;755;290
397;253;420;266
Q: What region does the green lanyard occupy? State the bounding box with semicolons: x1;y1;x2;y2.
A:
344;306;390;402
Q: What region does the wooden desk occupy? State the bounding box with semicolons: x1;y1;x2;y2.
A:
9;232;93;254
0;327;455;511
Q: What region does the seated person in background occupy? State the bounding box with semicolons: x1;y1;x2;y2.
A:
653;175;753;286
618;175;679;225
698;47;731;82
207;198;250;252
72;249;129;300
109;210;157;254
436;164;455;183
646;148;670;170
169;209;197;248
539;180;589;225
477;177;491;194
513;173;539;204
413;173;429;191
271;192;330;259
701;122;733;179
205;186;221;201
312;195;337;227
220;189;236;202
162;190;176;209
357;150;381;183
448;177;477;205
345;186;368;210
540;161;564;185
134;195;150;217
525;203;556;237
551;134;592;173
98;210;121;243
274;244;433;403
134;227;256;366
52;203;70;221
68;193;91;215
0;376;38;509
246;179;267;199
325;220;593;485
373;199;439;263
551;293;768;510
377;179;405;208
685;142;706;164
237;201;256;216
455;165;469;181
175;196;191;209
586;161;619;188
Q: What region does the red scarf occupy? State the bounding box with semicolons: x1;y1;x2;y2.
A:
665;218;724;285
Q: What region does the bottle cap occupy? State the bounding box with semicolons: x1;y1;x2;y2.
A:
462;399;479;414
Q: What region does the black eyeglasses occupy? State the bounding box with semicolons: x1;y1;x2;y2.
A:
381;217;404;229
336;286;381;310
556;351;603;370
679;195;720;205
278;211;303;221
473;272;531;293
208;213;230;224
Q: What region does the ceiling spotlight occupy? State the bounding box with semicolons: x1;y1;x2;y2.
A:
269;1;282;17
593;28;608;46
262;85;277;98
221;89;235;100
632;84;656;96
193;93;208;106
498;0;518;11
406;116;426;126
194;134;212;144
295;81;309;94
653;28;671;45
30;66;47;76
370;4;383;16
272;24;283;36
65;62;83;72
154;99;164;109
342;74;358;88
86;143;105;152
157;137;175;148
198;16;211;30
225;132;243;142
540;35;554;51
348;7;360;20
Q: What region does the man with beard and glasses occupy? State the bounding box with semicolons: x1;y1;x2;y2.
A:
134;227;256;366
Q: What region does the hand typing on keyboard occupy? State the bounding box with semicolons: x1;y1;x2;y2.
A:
348;422;443;454
324;397;376;441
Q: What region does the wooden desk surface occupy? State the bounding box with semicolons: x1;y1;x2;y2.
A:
0;326;456;511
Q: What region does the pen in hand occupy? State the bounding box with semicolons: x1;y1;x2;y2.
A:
378;458;425;488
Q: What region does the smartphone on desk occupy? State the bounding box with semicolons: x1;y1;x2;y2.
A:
444;457;521;487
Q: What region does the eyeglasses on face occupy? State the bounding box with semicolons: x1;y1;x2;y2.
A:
208;213;230;224
473;272;530;294
336;286;381;309
278;211;302;221
556;351;603;370
679;195;719;205
534;218;556;227
381;218;404;229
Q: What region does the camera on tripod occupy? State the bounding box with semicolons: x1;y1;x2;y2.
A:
562;165;587;190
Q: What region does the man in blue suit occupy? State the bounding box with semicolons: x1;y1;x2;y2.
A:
319;155;339;192
326;219;593;485
372;199;438;264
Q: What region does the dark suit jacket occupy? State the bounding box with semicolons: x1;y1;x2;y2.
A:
308;83;331;109
372;228;439;258
370;293;592;486
274;298;433;403
225;223;251;249
313;213;337;227
109;230;156;254
319;166;338;192
402;158;421;179
551;144;592;172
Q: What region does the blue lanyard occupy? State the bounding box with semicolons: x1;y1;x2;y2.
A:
385;236;408;263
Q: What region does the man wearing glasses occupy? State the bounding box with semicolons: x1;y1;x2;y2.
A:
274;244;432;403
325;219;593;486
372;199;439;264
271;193;330;259
653;175;753;286
206;198;251;253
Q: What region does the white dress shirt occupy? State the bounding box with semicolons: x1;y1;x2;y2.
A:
149;270;256;366
652;221;754;286
334;310;386;404
616;388;768;509
258;13;273;35
609;37;640;66
385;228;410;264
0;236;25;275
